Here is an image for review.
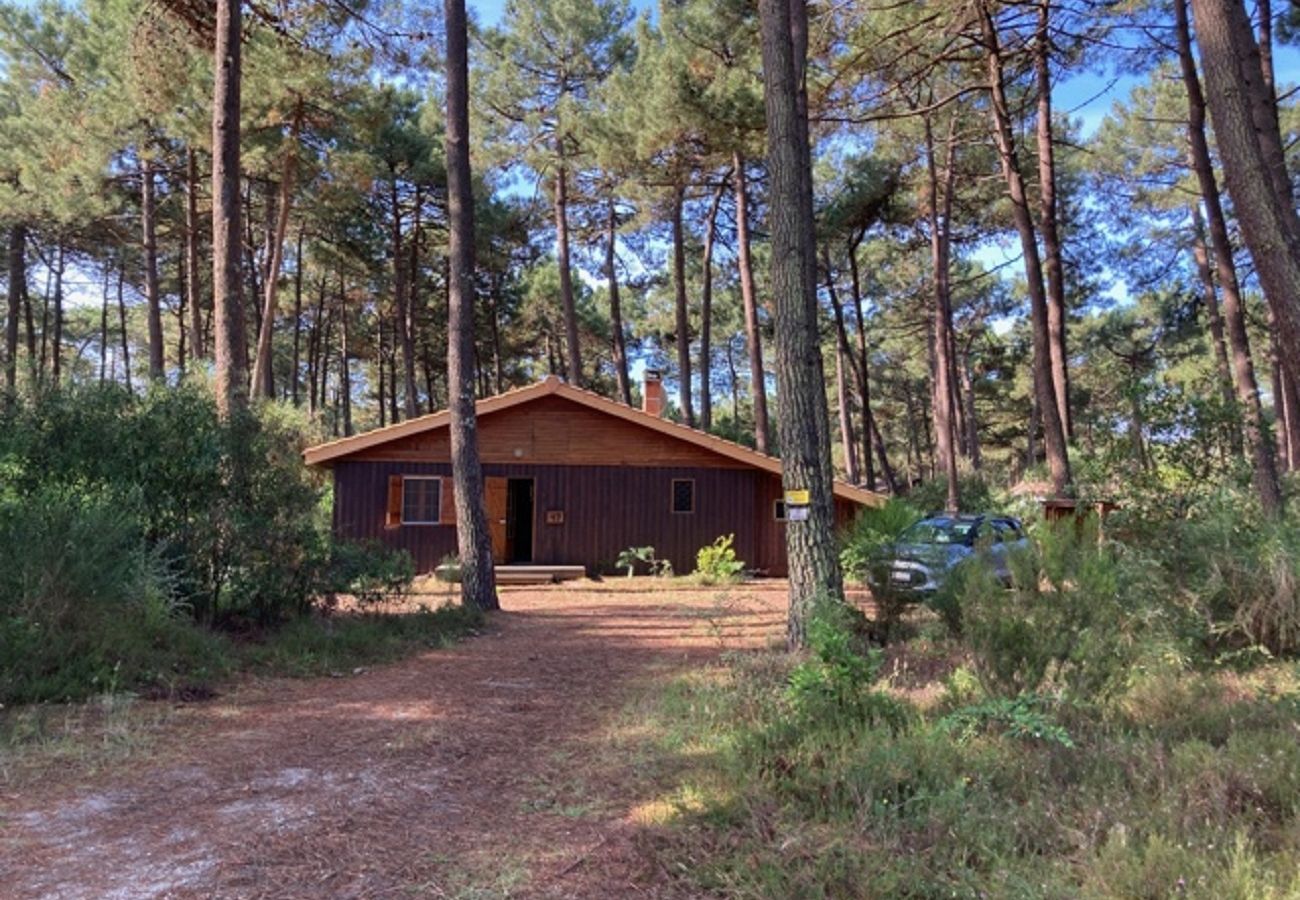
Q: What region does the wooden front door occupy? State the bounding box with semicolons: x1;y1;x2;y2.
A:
485;476;509;560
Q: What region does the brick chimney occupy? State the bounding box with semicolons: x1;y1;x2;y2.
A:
643;369;666;417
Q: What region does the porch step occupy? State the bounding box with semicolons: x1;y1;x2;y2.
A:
495;565;586;585
434;563;587;585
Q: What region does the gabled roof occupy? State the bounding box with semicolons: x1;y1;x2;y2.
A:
303;375;885;507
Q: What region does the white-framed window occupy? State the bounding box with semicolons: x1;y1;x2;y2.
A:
401;476;442;525
671;478;695;514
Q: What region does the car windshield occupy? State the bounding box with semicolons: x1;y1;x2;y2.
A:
900;518;977;545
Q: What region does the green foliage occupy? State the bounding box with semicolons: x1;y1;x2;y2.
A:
616;545;673;577
837;497;920;583
324;541;416;606
0;384;329;625
1132;489;1300;657
692;534;745;584
235;603;483;677
950;520;1176;702
785;600;910;731
639;635;1300;899
904;471;996;514
0;386;438;703
0;485;228;703
939;694;1075;747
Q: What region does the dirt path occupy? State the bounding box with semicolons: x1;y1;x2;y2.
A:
0;582;791;899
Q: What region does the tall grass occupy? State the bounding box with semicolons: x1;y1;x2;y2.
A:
639;629;1300;898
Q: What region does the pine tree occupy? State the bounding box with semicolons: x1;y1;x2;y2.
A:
758;0;845;648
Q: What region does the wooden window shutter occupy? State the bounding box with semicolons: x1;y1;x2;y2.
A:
440;476;457;525
385;475;403;529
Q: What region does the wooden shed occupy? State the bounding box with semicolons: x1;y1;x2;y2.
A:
303;374;885;577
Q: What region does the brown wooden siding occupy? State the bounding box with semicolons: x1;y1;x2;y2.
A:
334;460;789;575
347;395;747;468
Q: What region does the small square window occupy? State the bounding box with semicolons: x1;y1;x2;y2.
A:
402;477;442;525
671;478;695;514
774;499;787;521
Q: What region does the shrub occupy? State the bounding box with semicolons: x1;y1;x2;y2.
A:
0;385;450;702
954;519;1175;702
616;545;672;577
325;540;416;606
939;694;1075;747
0;384;328;626
0;487;227;703
1146;490;1300;657
904;471;996;515
838;497;920;583
786;600;910;732
693;534;745;584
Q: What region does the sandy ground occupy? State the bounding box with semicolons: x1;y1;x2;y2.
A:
0;580;817;899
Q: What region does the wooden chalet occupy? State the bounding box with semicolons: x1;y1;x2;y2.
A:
303;373;885;577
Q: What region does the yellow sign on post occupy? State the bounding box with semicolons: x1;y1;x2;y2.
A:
784;489;810;506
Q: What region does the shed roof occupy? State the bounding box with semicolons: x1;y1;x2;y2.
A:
303;376;885;508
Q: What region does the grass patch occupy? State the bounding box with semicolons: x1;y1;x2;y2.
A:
630;643;1300;899
230;602;483;678
0;602;484;781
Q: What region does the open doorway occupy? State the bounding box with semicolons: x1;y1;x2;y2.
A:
505;478;535;563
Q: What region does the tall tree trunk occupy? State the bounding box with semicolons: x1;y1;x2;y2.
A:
925;113;960;513
308;274;325;415
99;263;110;384
50;243;64;384
251;102;303;400
1034;0;1072;440
836;347;859;482
23;254;35;366
1256;0;1300;472
337;276;352;435
848;234;894;492
671;184;695;428
141;158;164;381
319;301;332;424
1267;318;1290;469
185;147;204;361
388;324;399;424
734;153;770;453
4;224;23;395
38;252;51;383
870;413;897;493
290;228;303;405
1189;203;1241;450
412;186;425;402
824;251;859;483
905;381;922;485
117;264;132;393
1179;0;1282;514
211;0;247;416
176;233;187;375
489;275;504;394
979;0;1071;497
445;0;499;611
1267;307;1300;470
759;0;845;647
554;157;583;386
727;334;740;424
375;318;386;425
699;175;728;432
1283;353;1300;471
389;178;417;420
604;200;631;406
960;346;982;469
